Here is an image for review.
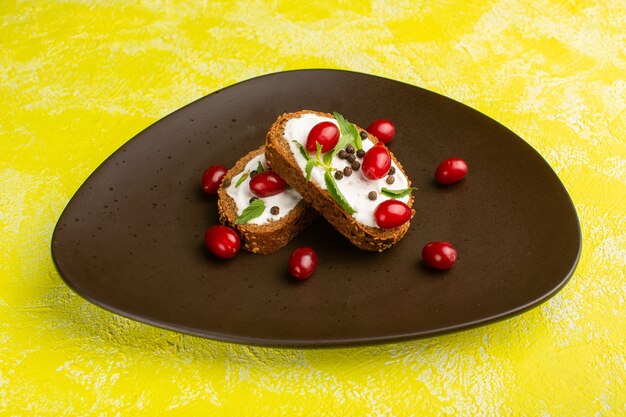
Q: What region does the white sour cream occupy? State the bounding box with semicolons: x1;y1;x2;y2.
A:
226;153;302;225
284;113;410;228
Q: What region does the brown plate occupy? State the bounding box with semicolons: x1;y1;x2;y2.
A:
51;70;581;347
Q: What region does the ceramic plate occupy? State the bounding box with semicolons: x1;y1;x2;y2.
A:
51;70;581;347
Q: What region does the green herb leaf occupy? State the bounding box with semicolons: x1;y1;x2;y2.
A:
333;112;361;152
235;171;249;188
381;187;417;199
353;124;363;150
235;198;265;224
332;112;354;152
333;112;350;135
292;141;310;161
322;150;333;166
256;161;264;173
315;141;322;161
305;158;315;180
324;170;356;214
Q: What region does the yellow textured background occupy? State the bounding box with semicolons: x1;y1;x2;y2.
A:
1;0;625;415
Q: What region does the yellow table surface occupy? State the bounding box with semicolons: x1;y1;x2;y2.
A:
2;1;625;415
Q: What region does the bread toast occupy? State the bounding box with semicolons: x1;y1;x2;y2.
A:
265;110;415;252
217;146;318;254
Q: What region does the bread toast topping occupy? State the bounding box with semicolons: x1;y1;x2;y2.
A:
225;153;301;225
284;113;411;228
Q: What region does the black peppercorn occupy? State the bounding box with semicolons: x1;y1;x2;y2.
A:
270;206;280;215
222;178;231;187
334;170;343;180
346;144;355;154
249;196;258;203
343;166;353;177
368;191;377;201
351;161;361;170
388;166;396;175
386;175;395;184
356;149;365;158
359;131;368;140
250;170;258;178
346;153;356;163
338;149;348;159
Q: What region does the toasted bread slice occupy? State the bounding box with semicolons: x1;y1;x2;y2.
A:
265;110;415;252
217;145;318;254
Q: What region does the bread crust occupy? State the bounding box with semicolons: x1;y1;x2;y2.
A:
265;110;415;252
217;145;318;254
